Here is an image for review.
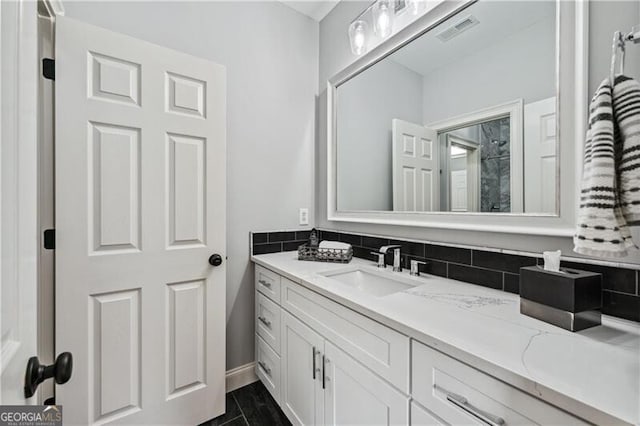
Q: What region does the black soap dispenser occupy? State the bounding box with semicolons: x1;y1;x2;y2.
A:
309;228;319;248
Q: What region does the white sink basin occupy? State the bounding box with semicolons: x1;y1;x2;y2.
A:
319;267;418;297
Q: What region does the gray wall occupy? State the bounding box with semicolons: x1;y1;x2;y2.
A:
422;17;555;123
317;0;640;262
64;1;319;371
337;60;423;211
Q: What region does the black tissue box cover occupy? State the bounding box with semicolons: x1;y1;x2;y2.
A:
519;266;602;312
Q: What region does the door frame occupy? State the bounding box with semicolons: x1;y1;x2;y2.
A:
1;0;64;404
429;99;524;213
446;134;479;213
0;0;51;404
36;0;64;404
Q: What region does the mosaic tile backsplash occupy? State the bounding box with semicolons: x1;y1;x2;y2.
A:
251;229;640;323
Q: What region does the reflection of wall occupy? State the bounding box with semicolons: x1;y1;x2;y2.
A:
422;16;555;124
336;60;423;210
480;118;511;212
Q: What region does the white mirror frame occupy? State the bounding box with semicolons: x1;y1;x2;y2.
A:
327;0;588;237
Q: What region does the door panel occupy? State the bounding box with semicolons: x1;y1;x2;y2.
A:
524;97;556;214
56;16;226;425
89;122;141;252
90;290;141;420
281;312;324;426
323;341;409;426
167;280;206;397
392;119;439;211
450;170;468;212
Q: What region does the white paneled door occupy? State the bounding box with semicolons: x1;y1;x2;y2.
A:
392;119;439;212
524;97;557;214
450;170;468;212
55;17;226;425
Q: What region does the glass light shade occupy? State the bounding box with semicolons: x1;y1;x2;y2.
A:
349;20;368;55
372;0;394;38
405;0;422;15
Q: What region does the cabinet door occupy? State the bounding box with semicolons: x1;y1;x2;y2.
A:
411;401;445;425
281;312;324;426
323;341;409;426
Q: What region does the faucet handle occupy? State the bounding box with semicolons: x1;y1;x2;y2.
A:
370;252;386;268
410;259;427;276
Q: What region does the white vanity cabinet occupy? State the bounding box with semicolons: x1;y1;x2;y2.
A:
281;311;324;425
280;311;409;426
254;263;590;426
411;341;587;425
323;340;409;425
256;265;409;426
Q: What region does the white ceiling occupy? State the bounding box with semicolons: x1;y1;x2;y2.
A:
279;0;340;21
391;1;556;77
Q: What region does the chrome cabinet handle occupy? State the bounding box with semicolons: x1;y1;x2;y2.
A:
258;279;272;288
443;389;505;426
258;361;271;376
322;355;327;389
312;347;317;380
258;316;271;327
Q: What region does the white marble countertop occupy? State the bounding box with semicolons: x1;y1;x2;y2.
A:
252;251;640;425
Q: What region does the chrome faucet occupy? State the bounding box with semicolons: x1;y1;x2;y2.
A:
370;251;386;268
379;245;402;272
410;259;427;276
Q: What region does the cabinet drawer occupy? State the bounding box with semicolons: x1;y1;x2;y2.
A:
256;334;281;403
411;340;586;425
256;291;281;354
255;264;281;303
281;278;410;393
411;401;445;425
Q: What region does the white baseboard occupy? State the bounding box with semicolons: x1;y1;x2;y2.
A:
226;362;258;393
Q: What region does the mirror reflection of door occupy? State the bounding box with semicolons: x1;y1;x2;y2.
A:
524;97;557;214
436;113;517;213
392;119;439;212
447;136;479;212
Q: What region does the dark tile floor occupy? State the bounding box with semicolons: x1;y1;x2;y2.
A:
199;381;291;426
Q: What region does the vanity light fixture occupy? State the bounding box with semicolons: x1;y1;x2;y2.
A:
348;0;398;56
373;0;394;38
405;0;422;16
349;20;369;55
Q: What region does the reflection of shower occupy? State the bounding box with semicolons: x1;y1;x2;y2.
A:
480;118;511;213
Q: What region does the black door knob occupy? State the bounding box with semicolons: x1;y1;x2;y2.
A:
208;254;223;266
24;352;73;398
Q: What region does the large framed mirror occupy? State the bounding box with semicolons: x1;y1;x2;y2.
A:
327;0;587;236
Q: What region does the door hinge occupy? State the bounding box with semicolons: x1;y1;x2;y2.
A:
42;58;55;80
44;229;55;250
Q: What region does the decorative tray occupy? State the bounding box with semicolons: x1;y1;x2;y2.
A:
297;244;352;263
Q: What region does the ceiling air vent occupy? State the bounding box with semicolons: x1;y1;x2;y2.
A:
436;15;479;42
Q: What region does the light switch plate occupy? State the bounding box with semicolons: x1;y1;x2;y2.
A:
299;208;309;226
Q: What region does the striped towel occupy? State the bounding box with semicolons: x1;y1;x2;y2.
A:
574;78;634;257
613;75;640;224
